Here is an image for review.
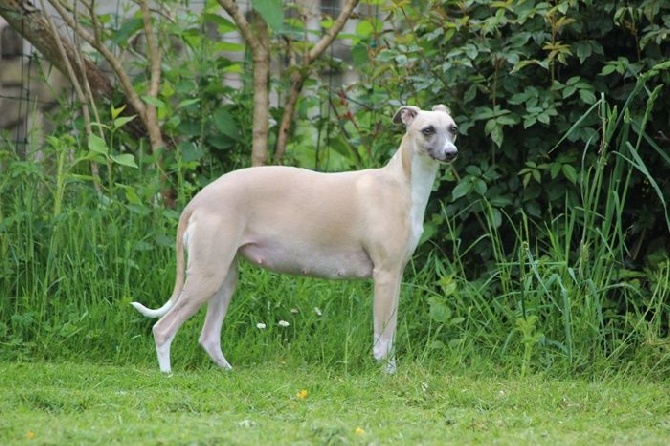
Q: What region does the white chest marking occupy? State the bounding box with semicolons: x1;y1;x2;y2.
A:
407;156;439;257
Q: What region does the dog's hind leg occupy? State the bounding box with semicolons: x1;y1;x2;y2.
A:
152;269;227;373
199;260;238;370
151;215;244;373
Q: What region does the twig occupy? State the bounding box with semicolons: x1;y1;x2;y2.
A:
46;0;147;134
273;0;359;164
39;0;102;192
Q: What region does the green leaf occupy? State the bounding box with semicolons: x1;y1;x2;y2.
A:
177;98;201;109
376;49;395;63
110;153;138;169
579;89;597;105
573;41;593;63
251;0;283;31
213;41;246;52
438;275;457;296
124;186;141;204
356;20;375;38
428;298;451;323
464;84;478;103
111;105;126;120
179;141;204;164
452;180;473;200
496;115;517;126
473;179;488;196
111;18;143;45
202;13;237;34
142;95;165;108
352;43;369;66
213;108;240;140
113;116;136;130
490;208;502;228
490;125;504;148
88;134;108;155
600;64;617;76
562;164;578;184
328;134;355;159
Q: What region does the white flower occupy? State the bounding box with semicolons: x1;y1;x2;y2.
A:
256;322;267;329
313;307;322;317
278;320;290;327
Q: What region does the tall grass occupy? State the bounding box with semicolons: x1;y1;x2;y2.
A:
1;68;668;378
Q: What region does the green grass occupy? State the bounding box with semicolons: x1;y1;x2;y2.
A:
1;361;669;445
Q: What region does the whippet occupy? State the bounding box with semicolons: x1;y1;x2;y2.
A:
131;105;459;374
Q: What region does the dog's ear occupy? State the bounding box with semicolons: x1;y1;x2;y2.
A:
393;106;421;126
432;104;451;114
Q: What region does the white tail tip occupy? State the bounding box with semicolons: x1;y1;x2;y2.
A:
131;301;170;319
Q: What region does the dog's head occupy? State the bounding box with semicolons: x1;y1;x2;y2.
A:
393;105;458;163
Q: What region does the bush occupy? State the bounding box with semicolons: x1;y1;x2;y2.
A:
321;0;670;374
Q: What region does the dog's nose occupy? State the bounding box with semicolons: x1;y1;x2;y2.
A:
444;151;458;162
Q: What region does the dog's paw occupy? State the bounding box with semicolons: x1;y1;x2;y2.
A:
382;358;397;375
217;360;233;371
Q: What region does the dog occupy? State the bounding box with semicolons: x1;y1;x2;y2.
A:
131;105;458;374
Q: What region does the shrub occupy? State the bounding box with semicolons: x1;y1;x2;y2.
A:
322;0;670;374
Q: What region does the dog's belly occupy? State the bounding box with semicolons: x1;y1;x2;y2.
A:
239;241;374;279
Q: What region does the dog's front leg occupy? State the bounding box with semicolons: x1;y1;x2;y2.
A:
372;269;403;374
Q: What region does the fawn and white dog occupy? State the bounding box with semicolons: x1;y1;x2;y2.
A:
131;105;458;374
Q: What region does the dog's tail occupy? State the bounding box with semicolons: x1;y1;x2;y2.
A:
130;210;190;319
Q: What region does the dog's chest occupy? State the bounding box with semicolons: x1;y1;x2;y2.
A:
406;159;438;256
406;201;426;257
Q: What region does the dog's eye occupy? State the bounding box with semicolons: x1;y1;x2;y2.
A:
421;126;435;136
449;125;458;134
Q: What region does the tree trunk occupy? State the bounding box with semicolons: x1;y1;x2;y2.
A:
250;11;270;167
218;0;272;166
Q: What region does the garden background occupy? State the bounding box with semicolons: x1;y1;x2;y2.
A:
0;0;668;403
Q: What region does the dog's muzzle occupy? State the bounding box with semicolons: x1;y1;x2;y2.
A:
443;150;458;163
429;149;458;163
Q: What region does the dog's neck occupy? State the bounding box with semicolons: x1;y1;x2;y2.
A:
388;137;440;202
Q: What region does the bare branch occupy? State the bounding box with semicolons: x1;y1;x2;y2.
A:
273;0;360;164
37;0;101;191
308;0;359;64
45;0;147;123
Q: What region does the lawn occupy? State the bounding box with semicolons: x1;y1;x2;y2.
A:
1;361;668;445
